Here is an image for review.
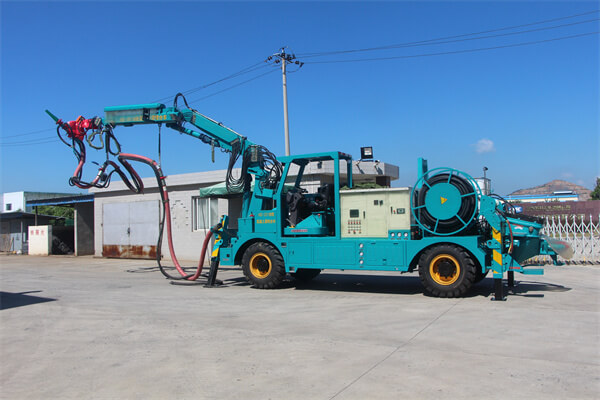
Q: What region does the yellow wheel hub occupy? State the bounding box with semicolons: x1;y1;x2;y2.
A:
249;252;272;279
430;254;460;285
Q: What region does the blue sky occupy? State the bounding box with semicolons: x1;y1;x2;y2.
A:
1;1;598;196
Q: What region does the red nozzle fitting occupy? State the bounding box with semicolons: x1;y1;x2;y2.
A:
59;116;101;140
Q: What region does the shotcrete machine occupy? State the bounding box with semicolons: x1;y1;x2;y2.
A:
47;94;570;300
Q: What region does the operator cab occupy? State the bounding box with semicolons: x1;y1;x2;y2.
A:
278;152;353;237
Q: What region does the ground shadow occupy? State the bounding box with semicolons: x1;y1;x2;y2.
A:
124;264;248;287
470;278;572;299
0;291;57;310
292;273;424;295
126;265;240;274
123;265;572;298
295;274;573;298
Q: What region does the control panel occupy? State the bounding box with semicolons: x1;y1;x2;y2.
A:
340;187;412;238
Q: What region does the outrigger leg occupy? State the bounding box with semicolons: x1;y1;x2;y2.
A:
204;216;230;288
492;277;506;301
507;271;515;288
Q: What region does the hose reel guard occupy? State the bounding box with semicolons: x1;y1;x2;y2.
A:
411;168;480;236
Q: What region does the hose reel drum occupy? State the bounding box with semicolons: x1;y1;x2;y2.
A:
411;168;481;236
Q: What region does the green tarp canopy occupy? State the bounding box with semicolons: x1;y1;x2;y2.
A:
198;182;243;198
198;182;295;198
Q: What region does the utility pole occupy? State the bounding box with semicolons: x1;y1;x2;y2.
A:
268;48;303;156
281;56;290;156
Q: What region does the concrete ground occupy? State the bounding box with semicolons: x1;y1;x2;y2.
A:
0;255;598;400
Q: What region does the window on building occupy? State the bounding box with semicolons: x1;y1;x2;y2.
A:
5;203;12;211
192;197;218;231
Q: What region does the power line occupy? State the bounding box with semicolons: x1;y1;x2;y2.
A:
152;59;270;103
298;9;599;58
188;68;279;104
181;63;270;96
0;138;60;147
351;18;598;53
0;135;57;145
3;62;277;142
0;128;54;139
305;31;599;64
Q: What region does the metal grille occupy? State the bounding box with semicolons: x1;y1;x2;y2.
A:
530;214;600;264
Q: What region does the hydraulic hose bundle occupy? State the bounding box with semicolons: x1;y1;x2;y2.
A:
47;110;144;192
47;109;214;282
172;92;282;194
226;141;282;193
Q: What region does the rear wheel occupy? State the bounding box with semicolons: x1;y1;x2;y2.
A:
242;242;285;289
291;268;321;282
418;244;476;297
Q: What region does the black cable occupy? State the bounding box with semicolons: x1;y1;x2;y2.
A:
225;138;247;193
0;136;60;147
104;127;122;156
299;10;600;58
256;145;283;189
0;128;54;139
180;63;270;96
188;68;279;104
333;18;599;54
224;143;283;193
173;92;198;112
0;135;56;145
171;93;281;194
306;31;599;64
490;193;518;215
152;60;270;103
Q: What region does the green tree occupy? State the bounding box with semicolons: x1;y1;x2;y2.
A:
591;178;600;200
36;205;74;219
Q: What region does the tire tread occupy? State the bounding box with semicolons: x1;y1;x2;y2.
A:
418;244;476;298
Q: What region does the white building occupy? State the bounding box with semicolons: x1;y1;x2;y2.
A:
0;191;78;253
0;191;74;213
505;191;580;203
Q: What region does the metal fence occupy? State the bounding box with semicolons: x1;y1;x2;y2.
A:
530;214;600;264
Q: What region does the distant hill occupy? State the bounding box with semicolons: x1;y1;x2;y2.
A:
509;180;591;201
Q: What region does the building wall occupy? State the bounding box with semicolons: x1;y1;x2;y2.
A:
1;192;25;212
0;219;26;252
1;191;79;213
93;176;229;263
75;202;95;255
0;215;54;253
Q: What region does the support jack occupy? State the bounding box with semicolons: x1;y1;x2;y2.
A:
491;278;506;301
508;271;515;288
204;258;223;287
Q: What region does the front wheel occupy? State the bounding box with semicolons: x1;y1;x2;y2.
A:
242;242;285;289
418;244;476;297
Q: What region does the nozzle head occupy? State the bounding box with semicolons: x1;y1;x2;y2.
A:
45;109;60;122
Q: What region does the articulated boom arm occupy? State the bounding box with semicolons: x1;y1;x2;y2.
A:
103;102;254;153
102;101;283;219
